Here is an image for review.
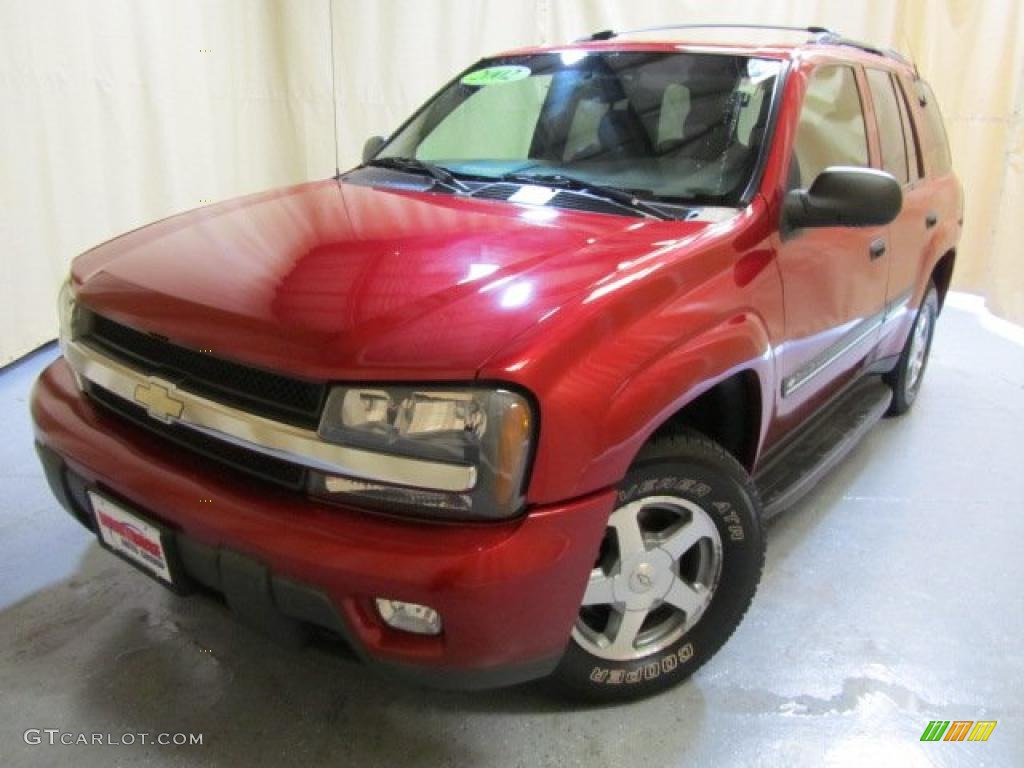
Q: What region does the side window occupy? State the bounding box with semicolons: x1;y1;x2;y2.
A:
563;97;610;161
656;83;691;149
915;80;953;176
894;76;923;180
735;84;767;146
866;69;909;183
792;66;869;189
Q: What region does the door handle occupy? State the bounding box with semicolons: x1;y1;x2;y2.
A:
925;212;938;229
869;238;887;260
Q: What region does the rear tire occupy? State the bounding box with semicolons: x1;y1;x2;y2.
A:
551;430;765;702
885;282;939;416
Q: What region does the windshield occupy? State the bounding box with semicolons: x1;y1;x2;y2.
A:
376;51;783;206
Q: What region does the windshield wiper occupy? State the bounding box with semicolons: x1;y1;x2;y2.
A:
499;172;672;220
363;157;470;194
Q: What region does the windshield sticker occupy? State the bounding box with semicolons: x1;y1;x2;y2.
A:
461;65;532;86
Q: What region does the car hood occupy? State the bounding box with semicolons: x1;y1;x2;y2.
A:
73;179;715;380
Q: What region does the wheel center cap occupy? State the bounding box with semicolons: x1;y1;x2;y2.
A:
614;548;676;608
629;563;655;593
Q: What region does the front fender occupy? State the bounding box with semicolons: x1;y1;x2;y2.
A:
516;310;775;505
480;200;783;506
575;313;771;502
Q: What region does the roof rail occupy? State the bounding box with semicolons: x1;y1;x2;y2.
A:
575;24;910;66
809;31;912;64
811;31;878;55
576;23;836;43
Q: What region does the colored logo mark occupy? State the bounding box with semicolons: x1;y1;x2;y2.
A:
920;720;997;742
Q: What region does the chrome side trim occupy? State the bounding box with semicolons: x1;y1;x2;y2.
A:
882;288;914;326
886;288;914;316
876;289;916;343
64;341;477;493
781;313;884;398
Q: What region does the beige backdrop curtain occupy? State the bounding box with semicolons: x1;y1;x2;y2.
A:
2;0;1022;365
0;0;336;365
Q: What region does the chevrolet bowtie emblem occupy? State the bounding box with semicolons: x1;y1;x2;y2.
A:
134;380;185;423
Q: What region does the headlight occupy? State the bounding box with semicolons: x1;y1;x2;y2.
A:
313;386;534;520
57;277;77;354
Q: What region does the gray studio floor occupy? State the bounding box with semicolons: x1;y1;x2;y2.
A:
1;297;1021;767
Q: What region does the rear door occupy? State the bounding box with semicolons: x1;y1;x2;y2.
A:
864;67;927;347
774;64;890;427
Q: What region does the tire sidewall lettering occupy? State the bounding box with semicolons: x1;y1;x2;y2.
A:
588;643;695;686
619;477;749;542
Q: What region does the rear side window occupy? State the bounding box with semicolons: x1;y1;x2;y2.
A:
894;77;923;180
915;80;952;176
866;69;909;183
792;66;869;188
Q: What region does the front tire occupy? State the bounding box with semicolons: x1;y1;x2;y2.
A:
885;282;939;416
552;430;765;701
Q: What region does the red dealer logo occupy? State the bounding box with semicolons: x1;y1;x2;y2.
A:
98;512;162;560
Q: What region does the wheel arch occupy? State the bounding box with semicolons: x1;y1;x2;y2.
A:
648;369;763;472
547;311;775;502
931;249;956;311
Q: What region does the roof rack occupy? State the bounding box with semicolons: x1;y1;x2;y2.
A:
576;23;910;65
576;23;836;42
810;31;912;65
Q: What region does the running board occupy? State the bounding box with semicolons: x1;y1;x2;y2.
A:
755;378;893;519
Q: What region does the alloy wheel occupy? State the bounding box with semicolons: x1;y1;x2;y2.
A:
907;301;934;394
572;496;723;661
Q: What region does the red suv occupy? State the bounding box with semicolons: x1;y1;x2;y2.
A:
32;25;961;700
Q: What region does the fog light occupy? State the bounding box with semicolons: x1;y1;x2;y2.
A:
375;598;442;635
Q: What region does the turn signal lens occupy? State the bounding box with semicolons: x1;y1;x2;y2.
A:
495;400;532;509
57;278;77;354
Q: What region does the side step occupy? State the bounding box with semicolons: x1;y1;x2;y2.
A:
755;378;893;519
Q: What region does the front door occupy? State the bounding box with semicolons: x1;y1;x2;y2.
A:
774;64;890;431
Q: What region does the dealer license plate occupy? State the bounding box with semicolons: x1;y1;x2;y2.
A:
90;491;177;587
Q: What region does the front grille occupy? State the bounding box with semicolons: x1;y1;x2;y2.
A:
87;384;308;491
82;311;327;429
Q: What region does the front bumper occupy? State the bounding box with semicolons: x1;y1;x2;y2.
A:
31;359;615;689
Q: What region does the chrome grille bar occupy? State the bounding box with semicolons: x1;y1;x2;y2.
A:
64;340;477;493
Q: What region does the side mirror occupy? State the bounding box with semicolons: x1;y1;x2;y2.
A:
783;167;902;231
362;136;387;163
